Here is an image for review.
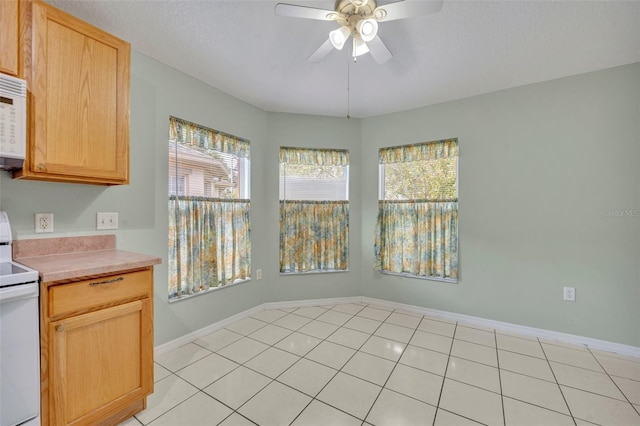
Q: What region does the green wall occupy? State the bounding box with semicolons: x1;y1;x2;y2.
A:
264;112;362;303
0;51;637;346
0;52;272;345
360;64;640;346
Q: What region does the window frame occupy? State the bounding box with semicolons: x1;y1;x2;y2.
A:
279;146;350;274
168;117;252;301
376;138;459;283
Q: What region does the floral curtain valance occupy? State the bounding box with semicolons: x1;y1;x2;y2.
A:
280;147;350;166
170;116;250;159
379;138;458;164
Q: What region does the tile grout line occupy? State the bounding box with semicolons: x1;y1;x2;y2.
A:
277;303;383;425
284;303;372;426
229;314;327;424
134;372;212;425
432;321;458;426
194;304;355;425
150;308;409;425
359;308;421;424
586;346;640;417
537;338;578;426
145;304;640;426
217;411;258;426
494;330;506;426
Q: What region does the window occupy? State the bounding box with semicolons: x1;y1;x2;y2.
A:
168;117;251;300
375;138;459;281
279;147;349;273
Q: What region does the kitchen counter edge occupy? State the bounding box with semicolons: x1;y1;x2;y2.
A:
16;249;162;284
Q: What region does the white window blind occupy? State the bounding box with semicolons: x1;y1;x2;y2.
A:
169;117;250;199
279;147;349;201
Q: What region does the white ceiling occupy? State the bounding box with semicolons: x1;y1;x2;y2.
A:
47;0;639;118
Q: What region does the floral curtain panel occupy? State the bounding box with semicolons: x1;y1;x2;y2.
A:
375;200;458;280
169;196;251;299
280;200;349;273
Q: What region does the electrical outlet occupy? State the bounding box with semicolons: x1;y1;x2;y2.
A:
97;212;118;230
256;269;262;280
563;286;576;302
35;213;53;233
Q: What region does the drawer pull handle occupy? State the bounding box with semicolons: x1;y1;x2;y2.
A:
56;324;65;333
90;277;124;286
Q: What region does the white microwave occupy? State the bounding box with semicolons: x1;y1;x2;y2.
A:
0;73;27;171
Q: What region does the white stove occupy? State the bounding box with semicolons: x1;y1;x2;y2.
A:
0;260;38;286
0;210;38;285
0;211;40;426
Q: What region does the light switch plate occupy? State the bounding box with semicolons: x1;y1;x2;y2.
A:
97;212;118;230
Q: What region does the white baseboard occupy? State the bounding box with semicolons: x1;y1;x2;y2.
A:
156;296;640;359
362;297;640;358
154;304;263;357
262;295;362;311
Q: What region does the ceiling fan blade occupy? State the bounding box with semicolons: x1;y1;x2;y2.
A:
375;0;444;22
368;35;392;64
275;3;337;21
308;38;335;63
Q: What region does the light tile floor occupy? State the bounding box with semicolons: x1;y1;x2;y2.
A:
120;303;640;426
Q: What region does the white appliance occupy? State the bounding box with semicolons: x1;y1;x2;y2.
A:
0;211;40;426
0;74;27;171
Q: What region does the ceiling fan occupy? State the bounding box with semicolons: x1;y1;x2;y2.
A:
274;0;444;64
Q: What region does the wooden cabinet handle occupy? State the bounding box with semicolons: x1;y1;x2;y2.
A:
37;163;47;170
56;324;65;332
90;277;124;286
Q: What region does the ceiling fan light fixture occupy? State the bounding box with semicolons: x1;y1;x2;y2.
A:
353;37;370;57
357;18;378;42
373;8;387;20
330;26;351;50
350;0;368;7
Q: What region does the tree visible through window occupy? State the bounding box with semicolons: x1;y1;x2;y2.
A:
375;139;459;281
382;156;457;200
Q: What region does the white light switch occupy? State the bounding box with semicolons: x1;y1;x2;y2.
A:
97;212;118;230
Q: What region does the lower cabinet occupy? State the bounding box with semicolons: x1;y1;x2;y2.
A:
41;268;154;426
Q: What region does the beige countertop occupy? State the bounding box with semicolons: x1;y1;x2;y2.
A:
13;235;161;283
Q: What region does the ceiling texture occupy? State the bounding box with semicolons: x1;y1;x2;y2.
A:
47;0;640;118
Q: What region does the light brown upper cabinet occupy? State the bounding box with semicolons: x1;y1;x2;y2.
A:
14;0;130;185
0;0;20;76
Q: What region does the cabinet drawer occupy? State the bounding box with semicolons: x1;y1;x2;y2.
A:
49;269;151;318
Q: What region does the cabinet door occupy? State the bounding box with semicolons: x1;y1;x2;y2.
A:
49;299;152;426
0;0;19;75
24;1;130;185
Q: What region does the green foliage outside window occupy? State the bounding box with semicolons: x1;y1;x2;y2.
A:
383;157;457;201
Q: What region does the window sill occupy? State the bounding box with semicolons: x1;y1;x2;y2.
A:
280;269;350;276
168;277;253;303
379;270;458;284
